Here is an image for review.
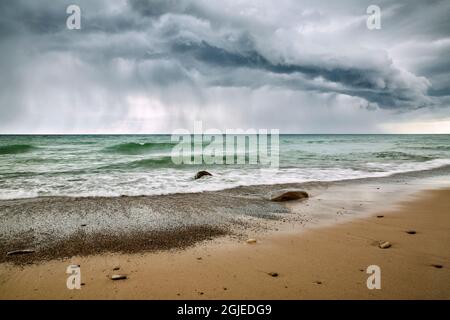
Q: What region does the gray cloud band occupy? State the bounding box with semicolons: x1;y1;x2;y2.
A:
0;0;449;133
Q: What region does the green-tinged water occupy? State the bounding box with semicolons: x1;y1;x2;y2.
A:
0;134;449;199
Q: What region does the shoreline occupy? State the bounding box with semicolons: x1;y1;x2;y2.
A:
1;161;450;202
1;170;450;264
0;186;449;299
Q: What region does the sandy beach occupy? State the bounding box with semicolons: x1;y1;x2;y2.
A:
2;0;450;305
0;179;449;299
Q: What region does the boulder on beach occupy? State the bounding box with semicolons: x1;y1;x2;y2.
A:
194;170;212;180
270;190;309;202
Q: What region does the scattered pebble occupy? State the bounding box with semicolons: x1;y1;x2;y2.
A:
314;281;322;285
196;257;202;260
378;241;391;249
268;272;279;277
405;230;417;235
376;215;384;218
113;266;120;271
431;264;443;269
246;239;257;244
111;274;127;280
6;249;35;256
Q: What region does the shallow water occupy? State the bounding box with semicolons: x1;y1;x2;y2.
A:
0;134;449;199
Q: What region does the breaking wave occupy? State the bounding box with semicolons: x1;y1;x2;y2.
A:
103;142;177;155
0;144;36;155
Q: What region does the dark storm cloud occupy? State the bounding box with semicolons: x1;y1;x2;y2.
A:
168;39;429;108
0;0;449;133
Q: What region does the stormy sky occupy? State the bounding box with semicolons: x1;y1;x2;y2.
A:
0;0;449;133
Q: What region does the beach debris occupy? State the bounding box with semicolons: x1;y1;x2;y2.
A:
113;266;120;271
270;190;309;202
314;281;322;285
246;238;257;244
111;274;127;280
431;264;443;269
378;241;392;249
6;249;35;256
194;171;212;180
376;215;384;218
80;224;87;227
268;272;279;277
196;257;202;260
405;230;417;235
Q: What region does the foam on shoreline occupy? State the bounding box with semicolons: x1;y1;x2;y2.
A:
1;169;449;264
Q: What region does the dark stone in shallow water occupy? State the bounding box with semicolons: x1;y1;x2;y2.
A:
194;171;212;180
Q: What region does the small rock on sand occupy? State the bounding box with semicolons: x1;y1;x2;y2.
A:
405;230;417;235
194;171;212;180
111;274;127;280
6;249;35;256
268;272;279;277
246;239;257;244
113;266;120;271
270;190;309;202
378;241;391;249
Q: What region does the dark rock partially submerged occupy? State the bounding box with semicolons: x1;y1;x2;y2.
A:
194;171;212;180
270;190;309;202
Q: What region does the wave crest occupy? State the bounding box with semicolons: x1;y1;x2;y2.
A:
374;151;434;161
103;142;176;155
0;144;36;155
98;156;178;170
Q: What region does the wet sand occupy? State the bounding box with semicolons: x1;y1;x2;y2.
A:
1;171;448;265
0;187;449;299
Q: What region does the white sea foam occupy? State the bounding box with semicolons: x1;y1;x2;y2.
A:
1;158;449;200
